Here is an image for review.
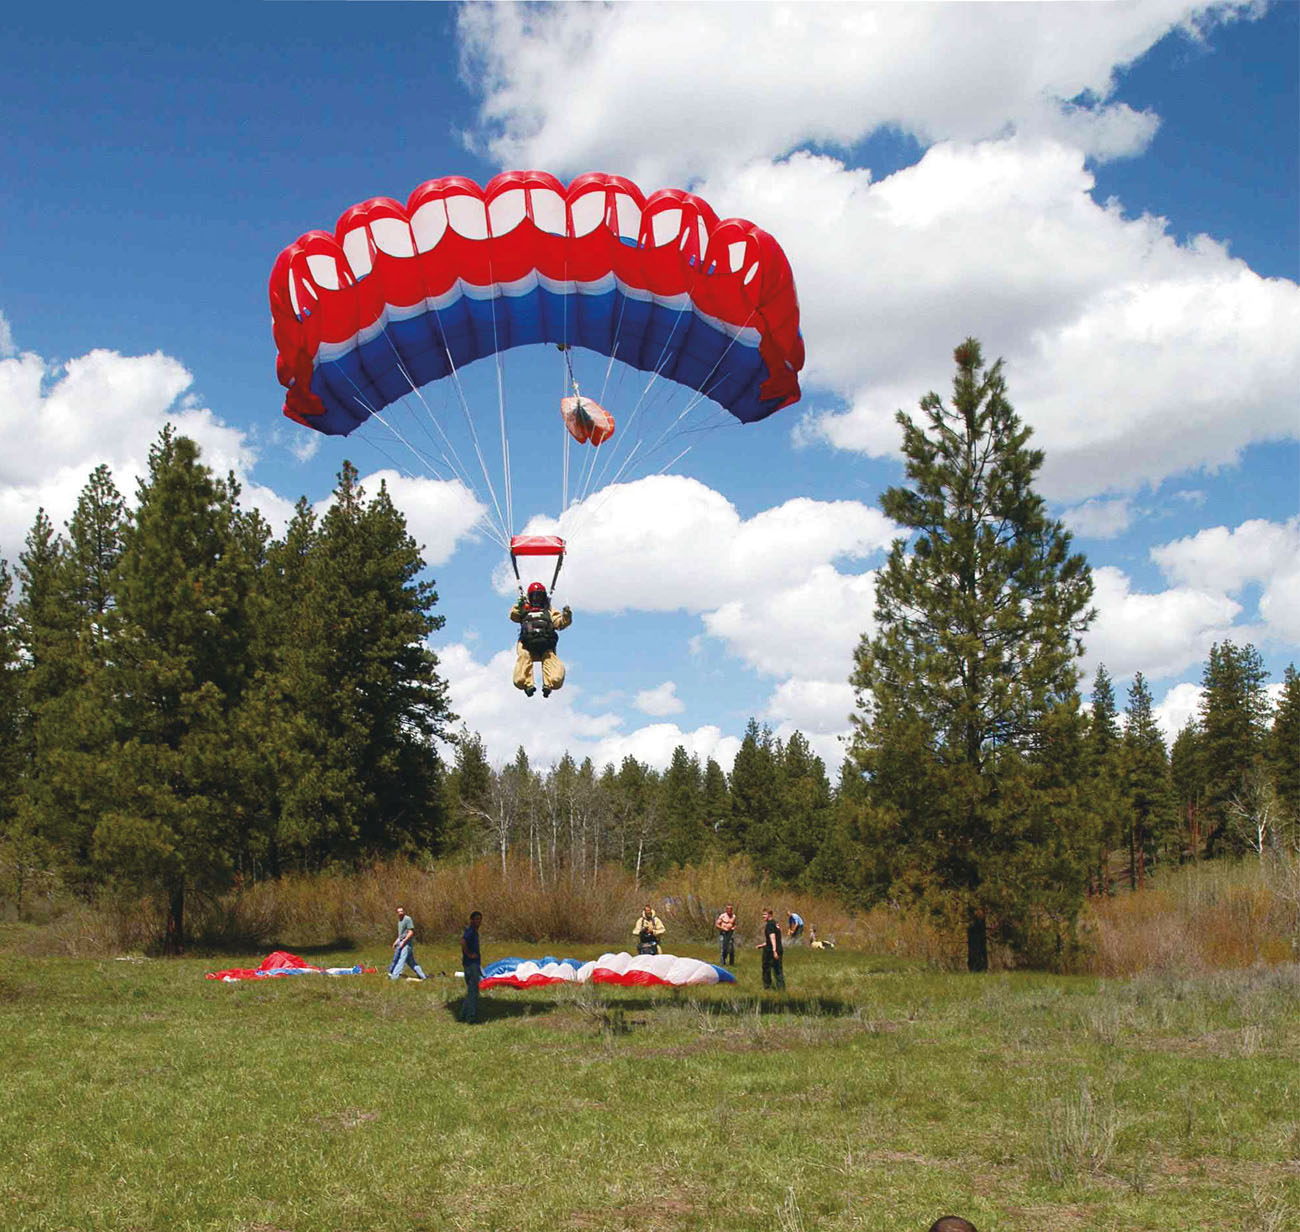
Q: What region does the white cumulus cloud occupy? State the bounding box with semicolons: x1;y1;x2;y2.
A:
503;475;896;617
635;681;685;717
458;2;1243;181
437;640;739;772
1151;517;1300;645
1083;565;1242;682
724;144;1299;504
313;470;487;568
0;345;296;562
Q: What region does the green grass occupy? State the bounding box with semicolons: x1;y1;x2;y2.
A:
1;941;1296;1231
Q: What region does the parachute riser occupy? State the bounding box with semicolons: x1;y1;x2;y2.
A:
509;534;567;602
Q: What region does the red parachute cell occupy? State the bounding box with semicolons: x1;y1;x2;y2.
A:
560;396;615;446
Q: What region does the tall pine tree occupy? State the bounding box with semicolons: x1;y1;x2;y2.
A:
659;745;707;871
90;429;261;948
1199;640;1270;856
1122;672;1173;887
851;339;1094;971
1270;665;1299;838
1085;664;1124;894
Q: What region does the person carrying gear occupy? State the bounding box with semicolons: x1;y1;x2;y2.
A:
511;581;572;698
631;904;666;956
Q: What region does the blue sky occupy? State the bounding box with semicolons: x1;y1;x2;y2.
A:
1;1;1296;772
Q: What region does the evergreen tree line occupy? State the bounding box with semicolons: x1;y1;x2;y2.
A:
439;720;843;890
1;345;1295;972
0;429;452;947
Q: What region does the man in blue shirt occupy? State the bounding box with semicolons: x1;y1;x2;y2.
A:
459;911;483;1023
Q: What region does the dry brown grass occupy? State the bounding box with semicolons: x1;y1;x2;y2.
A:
12;850;1298;976
1080;855;1300;977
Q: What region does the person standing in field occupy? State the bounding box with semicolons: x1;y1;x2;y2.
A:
389;905;427;981
632;904;666;955
714;903;737;967
756;907;785;990
785;909;804;943
459;911;483;1023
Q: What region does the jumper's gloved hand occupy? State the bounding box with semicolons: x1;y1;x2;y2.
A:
562;605;572;619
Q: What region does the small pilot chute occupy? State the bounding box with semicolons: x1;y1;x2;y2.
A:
560;395;615;446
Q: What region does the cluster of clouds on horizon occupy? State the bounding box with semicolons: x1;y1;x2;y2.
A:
1;0;1296;773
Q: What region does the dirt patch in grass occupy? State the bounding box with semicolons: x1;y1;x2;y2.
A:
1002;1204;1100;1229
567;1195;697;1230
313;1107;380;1131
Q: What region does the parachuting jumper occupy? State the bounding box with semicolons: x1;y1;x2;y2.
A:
269;171;803;437
511;595;571;695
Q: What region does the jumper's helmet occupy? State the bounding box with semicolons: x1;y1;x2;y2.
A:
527;582;548;607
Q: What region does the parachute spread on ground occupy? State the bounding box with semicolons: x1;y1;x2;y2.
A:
269;171;804;554
205;951;372;982
479;956;590;990
479;952;735;990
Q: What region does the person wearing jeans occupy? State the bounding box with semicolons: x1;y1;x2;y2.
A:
459;910;483;1023
715;903;737;967
389;905;427;981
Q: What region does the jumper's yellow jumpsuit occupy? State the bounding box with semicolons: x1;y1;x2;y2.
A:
510;601;572;692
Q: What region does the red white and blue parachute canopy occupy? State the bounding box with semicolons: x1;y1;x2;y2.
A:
205;951;371;982
270;171;803;437
479;956;590;990
589;952;735;987
480;952;737;989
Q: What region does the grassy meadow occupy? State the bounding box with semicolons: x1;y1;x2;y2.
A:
1;915;1297;1231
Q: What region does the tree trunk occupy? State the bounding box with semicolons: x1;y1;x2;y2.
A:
966;914;988;973
166;881;185;955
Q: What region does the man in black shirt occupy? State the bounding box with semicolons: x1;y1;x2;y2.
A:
756;906;785;990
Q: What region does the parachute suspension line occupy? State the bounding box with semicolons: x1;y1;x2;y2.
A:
486;257;514;538
560;251;572;516
424;295;513;543
581;303;692;505
563;439;646;540
363;433;425;483
561;344;602;510
654;444;694;475
560;337;574;513
378;329;490;501
366;407;512;549
562;422;572;514
639;310;762;463
326;362;449;481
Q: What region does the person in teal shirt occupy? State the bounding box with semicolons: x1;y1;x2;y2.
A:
389;905;427;980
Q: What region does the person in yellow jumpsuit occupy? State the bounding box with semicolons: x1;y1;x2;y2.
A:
511;582;572;698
